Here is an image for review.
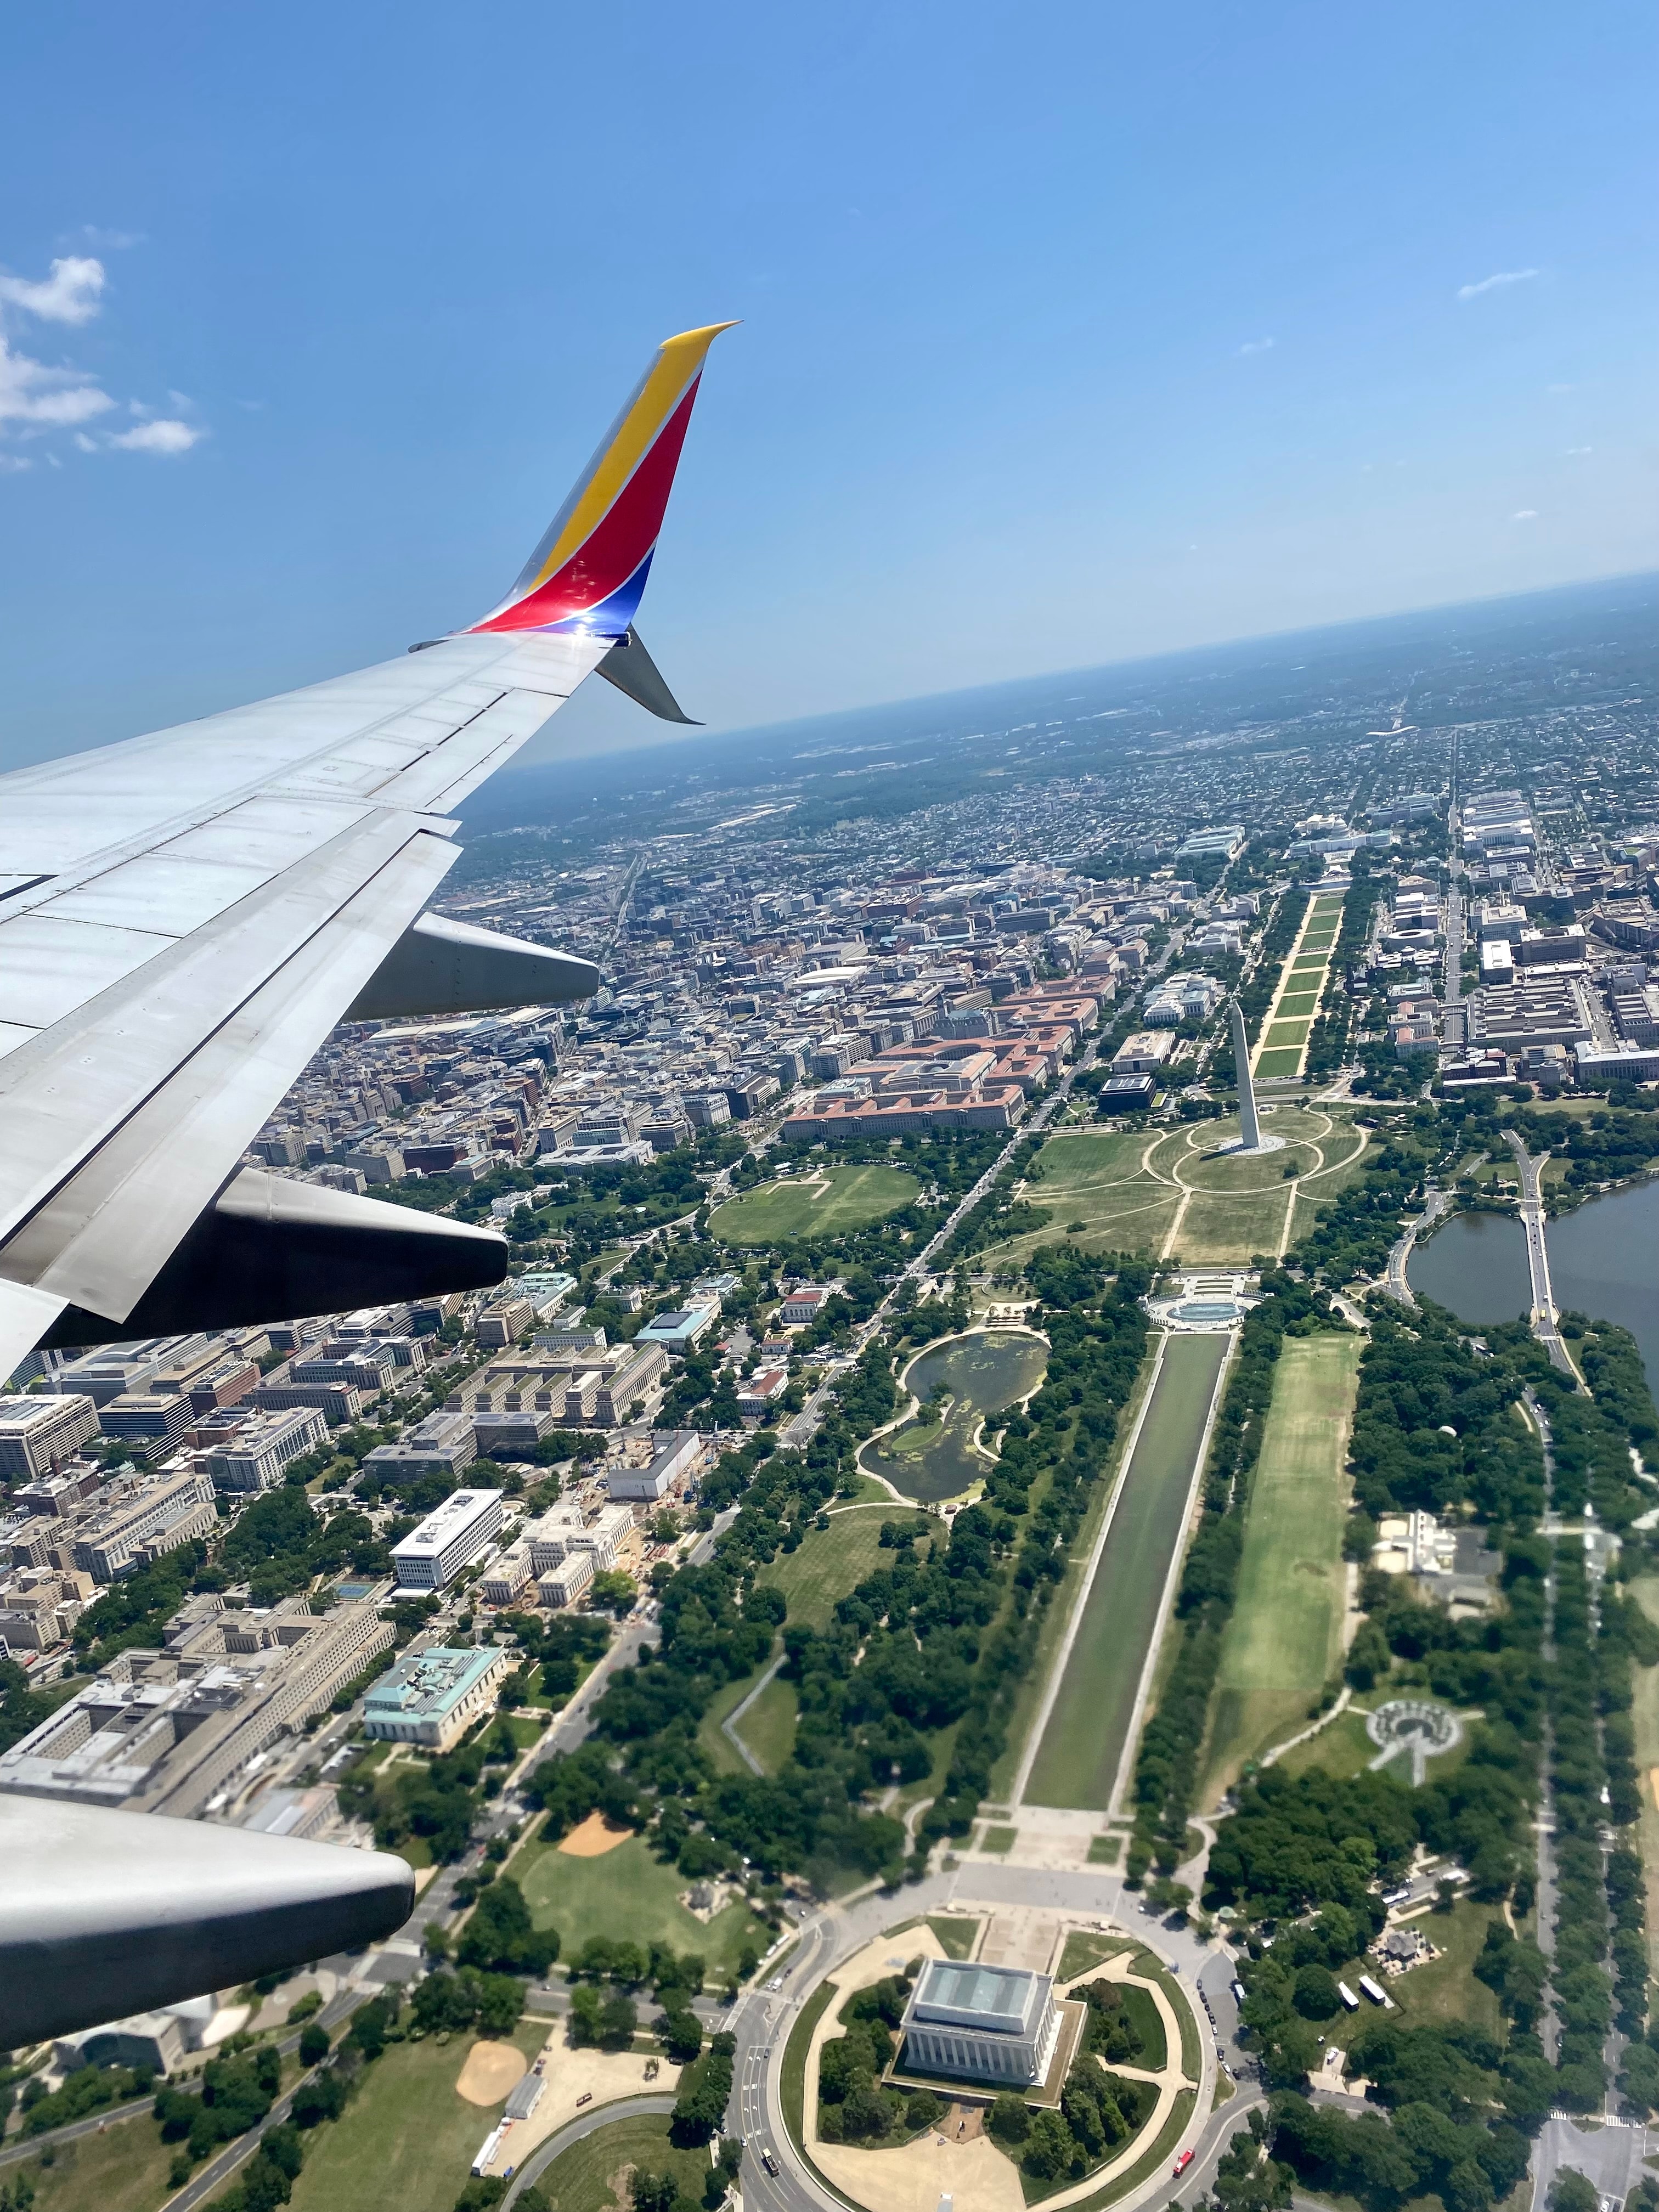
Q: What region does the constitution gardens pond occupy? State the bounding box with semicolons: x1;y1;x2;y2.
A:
860;1329;1049;1504
1408;1177;1659;1392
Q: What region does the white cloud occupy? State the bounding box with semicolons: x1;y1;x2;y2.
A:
1513;509;1539;521
0;255;106;324
0;249;208;469
0;452;31;472
1565;445;1593;455
79;226;144;251
1237;337;1274;356
0;334;115;428
106;416;203;454
1457;267;1539;301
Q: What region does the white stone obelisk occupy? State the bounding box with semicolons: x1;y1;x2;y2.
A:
1231;997;1262;1152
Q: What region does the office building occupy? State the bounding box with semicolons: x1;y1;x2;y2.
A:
361;1644;509;1750
0;1593;393;1813
206;1407;328;1493
250;1375;364;1426
70;1469;219;1583
636;1301;721;1355
97;1393;192;1457
605;1430;703;1501
390;1488;505;1589
360;1408;477;1486
478;1544;534;1607
537;1552;595;1609
0;1393;100;1480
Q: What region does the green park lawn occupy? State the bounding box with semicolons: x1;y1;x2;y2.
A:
699;1508;918;1774
1114;1983;1167;2070
1058;1929;1133;1980
281;2022;544;2212
696;1667;768;1777
986;1105;1369;1269
734;1672;798;1773
516;1832;772;1979
3;2110;176;2212
1271;1703;1379;1782
1317;1900;1505;2053
520;2114;709;2212
1201;1334;1361;1802
1175;1189;1295;1266
758;1504;905;1629
980;1128;1180;1267
926;1915;981;1959
1262;1019;1311;1049
709;1164;918;1244
1274;992;1319;1018
1254;1048;1305;1079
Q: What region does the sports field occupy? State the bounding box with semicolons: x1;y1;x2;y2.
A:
709;1163;918;1244
984;1112;1372;1270
1024;1331;1230;1810
283;2021;544;2212
1200;1333;1361;1802
517;1831;772;1977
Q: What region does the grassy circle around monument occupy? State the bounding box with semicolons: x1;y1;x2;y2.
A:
709;1162;920;1244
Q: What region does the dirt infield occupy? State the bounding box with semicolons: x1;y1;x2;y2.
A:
558;1811;635;1858
455;2039;526;2105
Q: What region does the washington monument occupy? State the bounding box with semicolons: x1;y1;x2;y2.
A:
1226;997;1282;1155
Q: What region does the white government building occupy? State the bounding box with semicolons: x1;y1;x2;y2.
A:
390;1487;505;1590
900;1960;1060;2085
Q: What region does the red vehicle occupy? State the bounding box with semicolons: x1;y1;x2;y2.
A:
1173;2151;1195;2178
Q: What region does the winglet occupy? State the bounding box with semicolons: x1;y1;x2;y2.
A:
467;322;737;641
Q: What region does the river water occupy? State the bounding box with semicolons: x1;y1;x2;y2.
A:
1407;1177;1659;1393
860;1330;1049;1504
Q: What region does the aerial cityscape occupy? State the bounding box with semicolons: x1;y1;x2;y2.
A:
4;565;1659;2212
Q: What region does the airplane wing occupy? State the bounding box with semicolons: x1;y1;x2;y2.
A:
0;322;733;2044
0;320;734;1383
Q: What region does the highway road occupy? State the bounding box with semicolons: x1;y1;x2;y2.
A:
1381;1185;1452;1306
501;2093;678;2208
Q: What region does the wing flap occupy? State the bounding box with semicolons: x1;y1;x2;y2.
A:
0;829;458;1323
0;914;176;1030
35;853;281;934
0;811;444;1248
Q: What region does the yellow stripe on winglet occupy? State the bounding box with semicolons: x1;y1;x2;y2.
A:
527;323;740;589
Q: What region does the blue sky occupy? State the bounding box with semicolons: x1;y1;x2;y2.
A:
1;0;1654;771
